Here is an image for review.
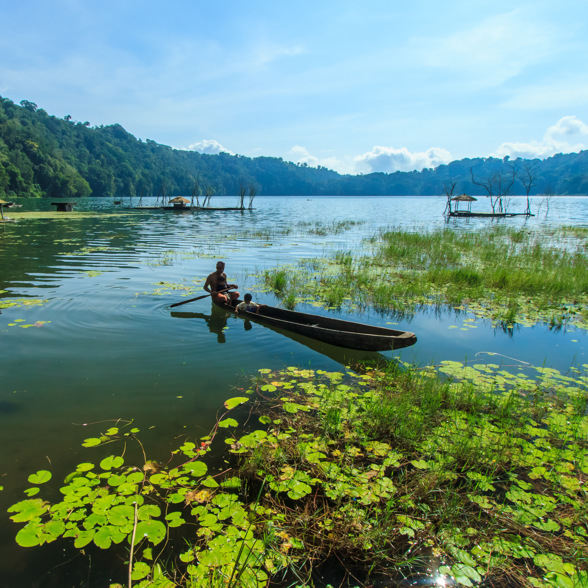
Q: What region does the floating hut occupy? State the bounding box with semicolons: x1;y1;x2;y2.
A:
166;196;190;210
451;194;477;213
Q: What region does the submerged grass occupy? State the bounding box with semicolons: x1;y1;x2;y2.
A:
260;225;588;329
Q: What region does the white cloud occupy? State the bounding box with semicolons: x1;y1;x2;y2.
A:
287;144;453;175
354;146;453;173
493;116;588;159
185;139;233;155
287;145;353;174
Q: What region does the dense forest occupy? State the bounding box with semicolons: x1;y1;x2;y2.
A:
1;95;588;199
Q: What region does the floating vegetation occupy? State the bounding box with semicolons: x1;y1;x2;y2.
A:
7;319;50;328
297;219;366;235
0;298;47;310
8;362;588;587
137;280;203;300
260;226;588;329
147;250;201;268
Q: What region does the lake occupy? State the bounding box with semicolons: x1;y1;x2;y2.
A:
1;195;587;586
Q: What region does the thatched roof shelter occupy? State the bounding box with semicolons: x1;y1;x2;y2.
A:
169;196;190;208
451;193;477;211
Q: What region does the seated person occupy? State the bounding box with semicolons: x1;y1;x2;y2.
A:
203;260;239;305
236;293;262;313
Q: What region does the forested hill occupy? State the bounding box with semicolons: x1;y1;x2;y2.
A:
1;96;588;199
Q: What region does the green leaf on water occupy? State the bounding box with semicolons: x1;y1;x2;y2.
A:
15;522;45;547
138;504;161;520
74;529;95;548
224;396;249;410
201;475;220;488
82;437;103;447
8;498;48;522
76;463;95;472
131;562;151;581
134;520;167;545
107;474;127;487
107;504;134;526
182;461;208;477
100;455;124;470
237;430;268;448
45;520;66;539
28;470;52;484
93;526;115;549
179;549;195;563
165;512;185;528
451;564;481;586
218;418;238;428
24;487;40;497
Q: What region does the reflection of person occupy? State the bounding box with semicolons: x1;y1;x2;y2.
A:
208;311;228;343
203;261;239;305
236;293;261;314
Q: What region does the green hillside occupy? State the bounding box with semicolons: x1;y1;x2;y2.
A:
1;96;587;198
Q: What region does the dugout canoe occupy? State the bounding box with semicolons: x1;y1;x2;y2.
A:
213;298;417;351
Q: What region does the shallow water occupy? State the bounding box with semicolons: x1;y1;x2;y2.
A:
1;195;587;586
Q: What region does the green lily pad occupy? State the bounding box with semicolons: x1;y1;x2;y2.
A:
224;396;249;410
28;470;52;484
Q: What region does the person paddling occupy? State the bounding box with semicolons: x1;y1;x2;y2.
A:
203;261;239;305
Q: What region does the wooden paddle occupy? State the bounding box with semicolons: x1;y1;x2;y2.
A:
170;287;235;308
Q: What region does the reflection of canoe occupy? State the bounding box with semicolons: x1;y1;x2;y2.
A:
170;308;392;370
213;299;417;351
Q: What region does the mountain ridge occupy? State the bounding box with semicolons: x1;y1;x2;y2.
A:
1;96;587;199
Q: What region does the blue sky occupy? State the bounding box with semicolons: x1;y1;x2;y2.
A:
1;0;588;174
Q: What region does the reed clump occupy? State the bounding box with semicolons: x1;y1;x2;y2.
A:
261;225;588;329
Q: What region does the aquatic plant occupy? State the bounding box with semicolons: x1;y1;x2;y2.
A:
260;225;588;329
8;361;588;587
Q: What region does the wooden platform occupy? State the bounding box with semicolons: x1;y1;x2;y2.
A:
448;211;534;218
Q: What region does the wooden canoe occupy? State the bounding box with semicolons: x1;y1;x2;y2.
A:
213;298;417;351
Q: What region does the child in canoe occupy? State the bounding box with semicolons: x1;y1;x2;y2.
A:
236;293;262;314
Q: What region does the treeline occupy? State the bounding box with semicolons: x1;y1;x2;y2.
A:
1;95;588;199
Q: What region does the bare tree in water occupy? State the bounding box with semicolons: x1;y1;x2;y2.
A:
238;184;247;209
470;162;516;213
202;186;214;208
519;162;537;216
537;184;555;218
248;185;257;208
442;180;457;215
191;176;201;207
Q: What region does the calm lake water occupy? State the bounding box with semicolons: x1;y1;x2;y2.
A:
1;195;587;586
